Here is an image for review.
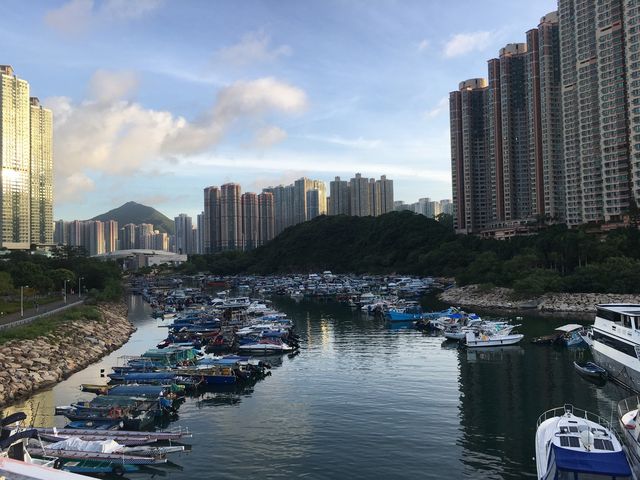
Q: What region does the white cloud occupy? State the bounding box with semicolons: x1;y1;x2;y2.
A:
170;152;451;183
100;0;164;20
216;31;292;67
443;31;494;58
58;172;96;202
44;0;93;35
253;126;287;148
303;134;382;149
88;70;139;102
425;97;449;118
417;39;430;52
44;0;163;35
47;71;307;202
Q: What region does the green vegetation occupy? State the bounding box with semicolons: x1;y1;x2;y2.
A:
181;211;640;295
91;201;175;235
0;247;123;302
0;305;101;345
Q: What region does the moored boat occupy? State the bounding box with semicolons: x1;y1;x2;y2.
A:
573;361;608;383
464;329;524;348
535;404;633;479
586;304;640;392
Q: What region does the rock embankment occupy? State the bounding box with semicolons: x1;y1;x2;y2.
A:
0;303;135;408
439;285;640;313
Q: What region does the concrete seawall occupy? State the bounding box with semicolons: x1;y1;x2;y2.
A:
0;302;135;408
438;285;640;314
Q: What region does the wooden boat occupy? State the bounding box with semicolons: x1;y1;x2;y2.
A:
573;361;608;382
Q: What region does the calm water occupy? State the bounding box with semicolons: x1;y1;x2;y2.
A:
3;295;632;479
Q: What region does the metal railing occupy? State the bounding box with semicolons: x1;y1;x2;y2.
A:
0;300;84;331
536;404;613;431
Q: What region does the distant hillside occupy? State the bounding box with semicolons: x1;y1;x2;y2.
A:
185;211;455;275
91;201;175;235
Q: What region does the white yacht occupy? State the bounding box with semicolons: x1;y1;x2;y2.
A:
588;304;640;391
535;404;633;479
617;395;640;476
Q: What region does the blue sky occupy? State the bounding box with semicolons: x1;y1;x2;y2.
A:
1;0;556;220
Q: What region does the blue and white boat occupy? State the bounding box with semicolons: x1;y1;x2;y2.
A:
535;404;633;480
387;306;424;322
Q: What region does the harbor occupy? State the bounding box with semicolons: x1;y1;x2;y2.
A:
2;283;638;478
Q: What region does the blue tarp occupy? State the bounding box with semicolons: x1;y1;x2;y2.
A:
552;444;632;476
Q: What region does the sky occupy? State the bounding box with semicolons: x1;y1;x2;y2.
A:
1;0;557;220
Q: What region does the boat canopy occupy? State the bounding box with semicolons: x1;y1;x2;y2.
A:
554;324;584;333
551;445;632;477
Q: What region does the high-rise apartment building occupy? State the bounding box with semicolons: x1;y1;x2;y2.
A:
538;12;564;221
220;183;242;251
626;1;640;208
328;177;350;215
104;220;118;253
120;223;136;250
450;78;491;233
29;97;53;244
241;192;259;250
376;175;394;214
293;177;327;224
86;220;105;256
450;5;640;234
174;214;192;255
350;173;371;216
54;219;67;245
203;186;221;253
0;65;31;249
0;66;54;249
136;223;154;249
258;192;274;246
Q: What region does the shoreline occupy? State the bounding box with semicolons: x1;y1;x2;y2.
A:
0;301;135;409
438;285;640;315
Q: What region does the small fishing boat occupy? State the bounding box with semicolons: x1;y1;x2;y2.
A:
532;324;586;347
464;329;524;348
535;404;633;479
573;362;608;382
237;339;294;355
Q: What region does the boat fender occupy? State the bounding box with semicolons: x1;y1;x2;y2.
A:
53;459;62;470
625;420;636;430
112;465;125;476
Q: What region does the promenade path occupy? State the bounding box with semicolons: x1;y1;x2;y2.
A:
0;294;84;329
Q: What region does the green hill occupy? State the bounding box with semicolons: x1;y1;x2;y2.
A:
186;211;454;275
183;211;640;295
90;201;175;235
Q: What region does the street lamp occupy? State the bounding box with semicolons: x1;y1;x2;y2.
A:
78;277;84;299
63;279;67;304
20;285;28;318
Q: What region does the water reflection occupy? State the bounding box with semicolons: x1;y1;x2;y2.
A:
2;294;637;479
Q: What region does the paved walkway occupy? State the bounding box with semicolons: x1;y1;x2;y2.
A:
0;294;83;327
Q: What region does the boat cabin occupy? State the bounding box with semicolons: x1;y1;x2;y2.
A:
536;406;633;480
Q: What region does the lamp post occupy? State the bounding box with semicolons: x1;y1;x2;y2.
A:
63;279;67;304
20;285;28;318
78;277;84;299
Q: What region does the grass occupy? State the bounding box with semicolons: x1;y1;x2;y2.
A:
0;295;65;316
0;306;101;345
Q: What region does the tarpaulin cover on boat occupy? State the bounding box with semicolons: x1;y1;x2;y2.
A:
48;437;122;453
552;445;632;476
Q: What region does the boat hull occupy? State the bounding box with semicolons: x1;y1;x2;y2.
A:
466;334;524;348
591;344;640;392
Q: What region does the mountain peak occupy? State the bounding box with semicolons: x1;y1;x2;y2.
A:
90;201;175;235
